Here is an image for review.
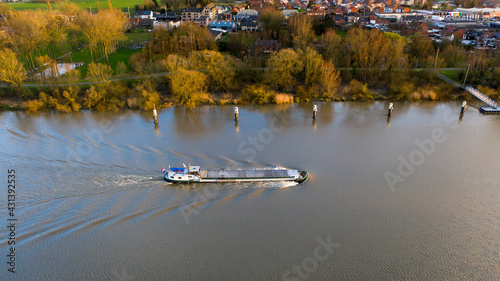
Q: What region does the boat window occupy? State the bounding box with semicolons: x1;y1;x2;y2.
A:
170;176;174;179
177;177;182;179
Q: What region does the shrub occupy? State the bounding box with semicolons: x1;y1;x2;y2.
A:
390;81;415;101
115;61;128;77
478;85;500;101
295;85;315;101
274;93;294;104
83;83;127;111
23;87;82;113
24;99;44;113
345;80;373;101
241;84;275;104
132;79;160;111
86;62;113;83
418;88;437;100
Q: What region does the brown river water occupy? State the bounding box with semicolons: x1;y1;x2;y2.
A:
0;101;499;280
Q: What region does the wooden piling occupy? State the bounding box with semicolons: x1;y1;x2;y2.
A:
460;101;467;115
153;105;158;123
235;107;239;121
313;105;317;119
388;103;393;117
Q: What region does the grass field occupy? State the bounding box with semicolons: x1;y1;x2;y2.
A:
336;30;347;38
106;47;141;72
440;69;461;82
8;0;141;12
124;31;152;45
62;47;141;77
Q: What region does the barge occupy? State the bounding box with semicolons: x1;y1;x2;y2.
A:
163;165;308;183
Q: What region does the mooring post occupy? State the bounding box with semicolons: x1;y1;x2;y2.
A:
153;105;158;123
313;105;317;119
388;103;393;117
235;107;239;121
460;101;467;115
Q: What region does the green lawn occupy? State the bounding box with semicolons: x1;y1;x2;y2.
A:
75;47;141;78
440;69;461;82
125;31;152;45
336;30;347;38
106;47;141;71
220;34;231;43
53;31;148;78
9;0;141;12
62;48;93;64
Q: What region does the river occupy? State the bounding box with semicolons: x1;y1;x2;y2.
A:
0;102;499;280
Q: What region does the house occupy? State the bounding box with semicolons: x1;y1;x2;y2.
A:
399;15;424;24
198;16;210;26
453;29;464;41
217;13;232;21
414;22;428;35
235;9;259;21
249;39;279;56
307;6;327;18
439;28;456;41
249;0;264;11
463;30;482;40
282;9;299;19
203;3;219;20
181;4;218;23
240;18;259;31
134;11;155;20
346;12;361;23
155;12;180;22
138;18;154;29
209;29;226;40
181;8;204;22
359;16;370;25
128;18;140;28
209;21;236;31
154;20;181;30
332;14;344;22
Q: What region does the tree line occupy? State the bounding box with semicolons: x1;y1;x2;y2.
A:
0;1;126;88
0;5;499;112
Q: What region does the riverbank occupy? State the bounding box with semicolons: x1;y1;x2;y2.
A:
0;86;463;113
1;70;482;113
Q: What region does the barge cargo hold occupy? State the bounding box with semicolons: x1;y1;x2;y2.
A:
163;165;309;183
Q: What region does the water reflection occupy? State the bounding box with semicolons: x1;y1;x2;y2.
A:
154;123;161;136
0;102;499;281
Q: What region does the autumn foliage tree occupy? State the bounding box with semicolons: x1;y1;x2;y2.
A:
189;50;236;92
344;28;409;83
265;49;303;90
319;60;341;98
74;6;127;64
408;32;436;68
147;23;216;59
321;29;348;68
258;7;284;40
5;10;47;73
168;69;207;109
299;47;322;87
288;13;314;51
0;48;26;92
